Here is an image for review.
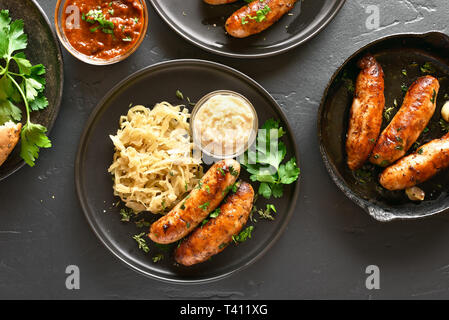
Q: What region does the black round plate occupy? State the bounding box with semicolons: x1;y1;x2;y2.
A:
149;0;345;58
75;59;301;283
318;32;449;222
0;0;64;181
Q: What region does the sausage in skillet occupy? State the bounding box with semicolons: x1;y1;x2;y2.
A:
379;132;449;191
174;181;254;266
370;76;439;167
346;54;385;171
149;159;240;244
225;0;298;38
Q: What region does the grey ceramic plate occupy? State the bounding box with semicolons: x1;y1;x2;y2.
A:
149;0;345;58
318;32;449;222
75;59;301;283
0;0;64;181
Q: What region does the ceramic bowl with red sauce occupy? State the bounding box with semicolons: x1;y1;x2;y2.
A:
55;0;148;65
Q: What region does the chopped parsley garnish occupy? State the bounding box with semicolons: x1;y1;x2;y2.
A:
83;9;115;35
417;148;424;155
440;119;449;132
217;167;226;176
133;232;149;253
232;226;254;243
421;62;436;74
401;84;408;94
152;254;163;263
384;107;395;122
431;89;437;103
198;201;210;210
135;219;150;228
176;90;184;100
210;208;220;218
119;208;133;222
229;166;239;176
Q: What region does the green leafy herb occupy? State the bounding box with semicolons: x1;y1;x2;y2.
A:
83;9;115;35
135;219;150;228
384;107;395;122
210;207;220;218
417;148;424;155
152;254;163;263
119;208;133;222
421;62;436;74
0;10;51;166
176;90;184;100
240;119;299;199
401;84;408;94
431;89;437;104
133;232;149;253
256;204;276;221
229;165;239;176
440;119;449;132
198;201;210;210
232;226;254;243
217;167;226;176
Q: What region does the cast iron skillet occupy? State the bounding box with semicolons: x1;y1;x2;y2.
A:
0;0;64;181
149;0;345;58
318;32;449;222
75;59;301;283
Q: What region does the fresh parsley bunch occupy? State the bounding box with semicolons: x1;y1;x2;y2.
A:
240;119;300;199
0;10;51;167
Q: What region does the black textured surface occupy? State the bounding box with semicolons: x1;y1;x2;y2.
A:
1;0;449;299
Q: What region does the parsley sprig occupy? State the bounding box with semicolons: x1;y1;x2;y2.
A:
240;119;300;199
0;10;51;167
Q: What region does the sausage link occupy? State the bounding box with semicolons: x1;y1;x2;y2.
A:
174;181;254;266
149;159;240;244
346;54;385;170
225;0;298;38
370;76;439;167
379;133;449;191
204;0;238;4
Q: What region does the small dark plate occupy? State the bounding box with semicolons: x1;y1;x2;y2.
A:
75;59;301;283
149;0;345;58
0;0;64;181
318;32;449;222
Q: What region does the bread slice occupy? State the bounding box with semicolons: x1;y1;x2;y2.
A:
0;121;22;166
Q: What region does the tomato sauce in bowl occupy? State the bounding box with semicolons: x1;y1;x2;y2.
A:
57;0;147;64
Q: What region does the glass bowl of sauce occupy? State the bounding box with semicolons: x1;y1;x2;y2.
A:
55;0;148;65
191;90;258;159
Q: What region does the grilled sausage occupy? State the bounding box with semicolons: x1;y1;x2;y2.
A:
379;132;449;191
225;0;298;38
346;54;385;171
174;181;254;266
0;121;22;167
370;76;439;167
204;0;238;4
149;159;240;244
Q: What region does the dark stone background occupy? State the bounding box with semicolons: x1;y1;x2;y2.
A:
1;0;449;299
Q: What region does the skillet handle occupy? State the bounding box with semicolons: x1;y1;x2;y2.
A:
366;206;397;222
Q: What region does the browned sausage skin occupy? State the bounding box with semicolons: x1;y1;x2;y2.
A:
346;54;385;171
379;132;449;191
204;0;238;4
174;181;254;266
225;0;298;38
370;76;440;167
149;159;240;244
